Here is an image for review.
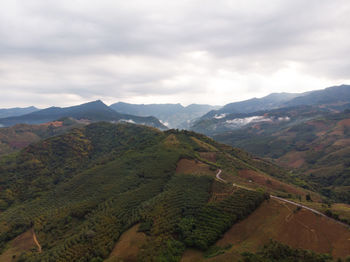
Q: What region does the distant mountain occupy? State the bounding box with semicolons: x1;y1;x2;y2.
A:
110;102;221;128
193;85;350;134
0;106;39;119
285;84;350;108
0;100;167;129
202;93;300;119
191;105;330;136
201;84;350;120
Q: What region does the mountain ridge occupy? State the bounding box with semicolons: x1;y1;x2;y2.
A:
0;106;39;119
0;100;167;130
201;84;350;120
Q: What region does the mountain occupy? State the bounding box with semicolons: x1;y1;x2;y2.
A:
200;84;350;121
0;100;167;129
191;105;331;136
0;118;84;157
0;106;39;119
1;122;348;261
110;102;221;128
285;84;350;108
202;92;300;119
213;109;350;204
192;85;350;136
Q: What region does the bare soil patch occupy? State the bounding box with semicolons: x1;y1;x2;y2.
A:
277;151;305;169
238;169;306;196
199;152;216;162
213;198;350;260
106;224;147;262
0;230;36;262
176;159;215;176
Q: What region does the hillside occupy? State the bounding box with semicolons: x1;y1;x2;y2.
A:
0;119;84;157
110;102;220;128
211;109;350;204
182;198;349;261
0;101;167;130
0;122;349;261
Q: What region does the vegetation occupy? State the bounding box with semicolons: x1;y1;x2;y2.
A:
0;122;269;261
211;109;350;204
241;240;333;262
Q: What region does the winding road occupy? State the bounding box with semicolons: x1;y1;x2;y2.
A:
215;169;350;229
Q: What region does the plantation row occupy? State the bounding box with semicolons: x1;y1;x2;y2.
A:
0;123;269;262
137;176;268;261
180;189;269;250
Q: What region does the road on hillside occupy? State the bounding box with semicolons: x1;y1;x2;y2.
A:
32;229;42;253
215;169;350;229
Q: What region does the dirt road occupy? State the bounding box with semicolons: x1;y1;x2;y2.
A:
32;229;42;253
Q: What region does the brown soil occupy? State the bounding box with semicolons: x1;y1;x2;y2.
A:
218;199;350;260
333;138;350;146
176;159;215;176
181;249;205;262
338;119;350;127
238;169;306;196
307;120;328;130
106;224;147;262
199;152;216;162
277;151;306;169
39;121;63;127
0;230;36;262
209;180;237;203
182;198;350;261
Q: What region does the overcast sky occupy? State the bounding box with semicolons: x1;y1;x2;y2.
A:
0;0;349;108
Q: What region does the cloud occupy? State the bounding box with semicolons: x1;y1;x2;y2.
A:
0;0;349;107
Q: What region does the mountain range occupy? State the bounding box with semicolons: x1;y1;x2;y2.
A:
200;84;350;120
193;85;350;133
110;102;220;128
0;100;167;130
0;106;39;119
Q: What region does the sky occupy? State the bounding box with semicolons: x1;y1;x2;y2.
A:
0;0;349;108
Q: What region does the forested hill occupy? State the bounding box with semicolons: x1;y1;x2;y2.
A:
0;122;288;261
0;122;348;261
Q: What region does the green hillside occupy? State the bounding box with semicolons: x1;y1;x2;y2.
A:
0;122;348;261
213;110;350;204
0;119;83;157
0;122;272;261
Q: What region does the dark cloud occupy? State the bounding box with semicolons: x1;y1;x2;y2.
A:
0;0;349;107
